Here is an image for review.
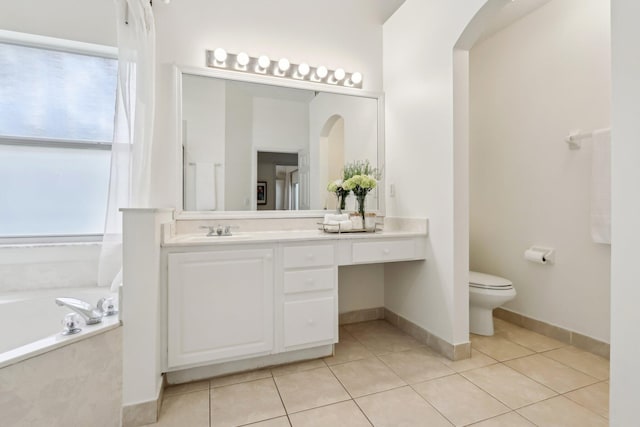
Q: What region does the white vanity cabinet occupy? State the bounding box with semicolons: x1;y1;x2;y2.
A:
167;248;274;368
162;226;427;373
281;244;338;350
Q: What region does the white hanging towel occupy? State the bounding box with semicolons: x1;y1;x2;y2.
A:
590;128;611;244
195;162;217;211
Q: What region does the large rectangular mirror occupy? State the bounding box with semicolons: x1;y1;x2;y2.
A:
177;66;384;215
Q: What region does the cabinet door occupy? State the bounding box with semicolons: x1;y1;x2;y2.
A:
167;249;273;368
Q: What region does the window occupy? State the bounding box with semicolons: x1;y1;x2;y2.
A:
0;36;117;240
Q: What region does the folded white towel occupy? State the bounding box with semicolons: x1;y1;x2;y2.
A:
591;128;611;244
323;219;353;232
195;162;216;211
324;213;349;223
338;220;353;231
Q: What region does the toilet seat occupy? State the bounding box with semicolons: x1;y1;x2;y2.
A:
469;271;514;290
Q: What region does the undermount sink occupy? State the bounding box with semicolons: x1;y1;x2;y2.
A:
204;233;252;240
171;232;254;243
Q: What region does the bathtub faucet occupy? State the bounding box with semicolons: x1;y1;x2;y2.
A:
55;297;103;325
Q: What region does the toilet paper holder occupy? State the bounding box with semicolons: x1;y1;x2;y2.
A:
524;246;555;264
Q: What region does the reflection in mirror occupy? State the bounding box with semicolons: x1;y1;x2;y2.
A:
181;72;379;212
257;151;299;210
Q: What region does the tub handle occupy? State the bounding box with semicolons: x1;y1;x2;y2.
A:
61;313;82;336
97;297;118;317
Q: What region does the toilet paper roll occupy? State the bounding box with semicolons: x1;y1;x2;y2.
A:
524;249;547;264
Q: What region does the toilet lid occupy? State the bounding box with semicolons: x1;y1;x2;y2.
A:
469;271;513;290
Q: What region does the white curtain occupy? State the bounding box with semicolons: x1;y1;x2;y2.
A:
98;0;156;289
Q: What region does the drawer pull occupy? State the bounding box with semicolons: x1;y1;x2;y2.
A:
383;248;391;255
306;253;315;260
307;318;314;325
305;278;314;285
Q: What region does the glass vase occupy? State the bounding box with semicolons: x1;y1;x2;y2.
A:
337;192;347;214
356;193;366;222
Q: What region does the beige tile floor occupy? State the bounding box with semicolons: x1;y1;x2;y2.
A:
152;318;609;426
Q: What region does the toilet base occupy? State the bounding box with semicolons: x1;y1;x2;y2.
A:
469;306;495;336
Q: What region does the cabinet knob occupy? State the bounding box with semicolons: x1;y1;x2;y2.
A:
383;248;390;255
307;318;314;325
306;254;314;260
305;278;314;285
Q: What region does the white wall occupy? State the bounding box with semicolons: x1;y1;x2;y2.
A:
383;0;490;345
253;97;309;153
224;84;253;210
469;0;611;342
610;0;640;423
338;265;385;314
0;0;116;46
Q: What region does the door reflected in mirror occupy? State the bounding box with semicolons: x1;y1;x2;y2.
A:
181;72;380;213
257;151;299;211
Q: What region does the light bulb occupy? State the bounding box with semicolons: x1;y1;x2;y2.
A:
334;68;346;81
316;66;328;79
278;58;290;72
258;55;270;70
236;52;249;67
350;72;363;85
213;48;227;63
298;63;310;77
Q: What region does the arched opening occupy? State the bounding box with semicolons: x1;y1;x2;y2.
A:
457;0;611;341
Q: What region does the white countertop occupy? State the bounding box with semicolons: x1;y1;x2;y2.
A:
162;228;427;247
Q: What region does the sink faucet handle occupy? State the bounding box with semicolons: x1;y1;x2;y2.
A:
222;225;239;236
199;225;217;236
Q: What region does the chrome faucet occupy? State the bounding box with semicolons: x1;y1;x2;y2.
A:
55;297;103;325
200;224;235;236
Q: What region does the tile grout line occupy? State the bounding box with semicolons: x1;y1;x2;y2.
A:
163;319;608;425
457;351;608;423
472;331;607;396
502;355;601;394
271;374;292;419
406;381;458;426
560;380;610;421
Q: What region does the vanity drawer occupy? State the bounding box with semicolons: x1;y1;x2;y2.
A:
283;244;334;269
283;297;336;348
284;268;335;294
351;239;416;264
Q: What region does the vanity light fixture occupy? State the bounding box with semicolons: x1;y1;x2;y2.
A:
278;58;291;72
236;52;250;68
213;48;227;65
315;66;328;80
349;72;363;86
205;48;363;89
257;55;271;72
297;63;310;77
332;68;346;84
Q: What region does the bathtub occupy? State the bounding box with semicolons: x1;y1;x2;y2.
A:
0;286;120;368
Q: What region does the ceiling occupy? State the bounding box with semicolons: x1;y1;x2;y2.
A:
368;0;551;32
373;0;407;24
476;0;553;44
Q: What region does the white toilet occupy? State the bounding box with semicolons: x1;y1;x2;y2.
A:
469;271;516;336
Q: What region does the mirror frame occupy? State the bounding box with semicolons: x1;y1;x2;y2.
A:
173;64;385;219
